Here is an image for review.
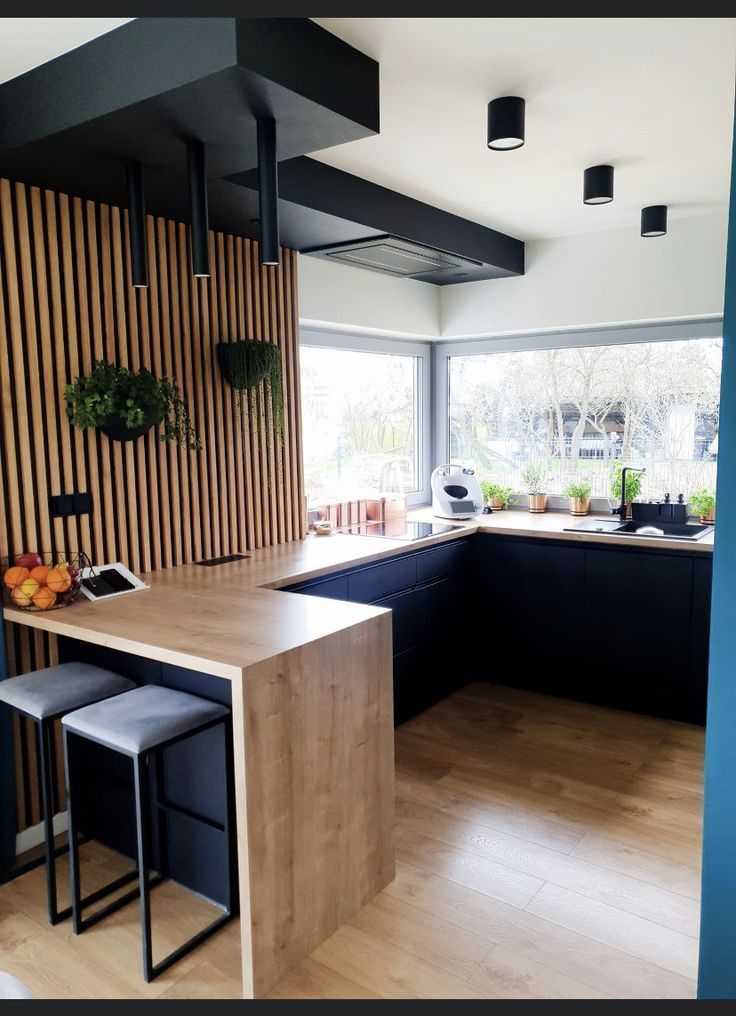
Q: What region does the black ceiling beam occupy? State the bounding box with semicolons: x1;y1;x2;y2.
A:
0;18;379;155
0;18;379;244
230;157;525;282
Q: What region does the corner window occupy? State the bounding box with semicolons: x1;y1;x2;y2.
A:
448;337;722;499
300;339;428;507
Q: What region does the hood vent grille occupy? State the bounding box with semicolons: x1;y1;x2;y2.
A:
305;234;481;279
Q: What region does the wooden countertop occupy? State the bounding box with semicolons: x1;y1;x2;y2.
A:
3;508;713;680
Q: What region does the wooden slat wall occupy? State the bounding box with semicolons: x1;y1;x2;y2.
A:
0;178;305;836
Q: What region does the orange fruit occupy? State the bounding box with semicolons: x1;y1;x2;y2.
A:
46;567;72;593
30;565;49;585
32;586;57;610
4;565;30;589
11;578;39;607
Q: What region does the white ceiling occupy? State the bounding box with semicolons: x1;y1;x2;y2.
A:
313;18;736;242
2;18;734;245
0;18;132;84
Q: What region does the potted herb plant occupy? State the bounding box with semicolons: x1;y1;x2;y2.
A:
480;480;514;510
216;339;284;437
65;360;201;449
689;489;716;524
564;478;592;517
521;464;548;514
610;461;643;519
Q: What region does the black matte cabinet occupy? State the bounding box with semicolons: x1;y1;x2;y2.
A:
471;536;586;698
583;547;694;718
287;539;471;724
286;533;711;726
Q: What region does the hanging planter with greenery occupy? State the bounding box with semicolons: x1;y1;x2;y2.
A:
64;360;201;449
216;340;284;437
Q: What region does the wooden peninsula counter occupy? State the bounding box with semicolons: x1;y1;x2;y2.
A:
2;532;418;998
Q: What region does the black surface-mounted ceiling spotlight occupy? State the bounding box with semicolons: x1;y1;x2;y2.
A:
125;160;148;288
583;165;614;205
257;117;280;266
641;205;668;238
187;139;210;277
487;96;525;151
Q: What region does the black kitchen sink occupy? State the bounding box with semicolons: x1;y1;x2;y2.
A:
565;518;712;541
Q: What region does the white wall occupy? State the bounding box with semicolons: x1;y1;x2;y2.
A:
440;213;727;339
298;254;440;340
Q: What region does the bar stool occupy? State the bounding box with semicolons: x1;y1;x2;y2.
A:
62;683;235;982
0;663;135;924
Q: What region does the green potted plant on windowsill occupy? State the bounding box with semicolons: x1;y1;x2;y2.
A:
521;464;548;514
689;489;716;525
480;480;514;511
65;360;201;450
564;478;592;517
610;461;643;519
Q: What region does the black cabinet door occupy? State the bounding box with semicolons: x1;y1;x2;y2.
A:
472;536;586;694
584;547;694;719
375;586;419;654
689;556;713;724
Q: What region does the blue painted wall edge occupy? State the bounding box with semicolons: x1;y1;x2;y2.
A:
698;86;736;1000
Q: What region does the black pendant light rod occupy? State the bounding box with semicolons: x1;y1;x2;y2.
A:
257;116;280;266
125;160;148;288
187;138;210;277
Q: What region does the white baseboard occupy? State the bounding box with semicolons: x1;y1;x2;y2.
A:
15;811;68;857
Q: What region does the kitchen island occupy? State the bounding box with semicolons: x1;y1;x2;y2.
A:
2;511;714;996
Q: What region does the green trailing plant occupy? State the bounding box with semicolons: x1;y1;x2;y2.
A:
610;461;644;503
521;463;547;495
64;360;201;450
564;479;592;499
480;480;514;507
216;340;284;438
689;488;716;517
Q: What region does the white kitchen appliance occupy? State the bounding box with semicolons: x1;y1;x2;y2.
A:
431;464;484;520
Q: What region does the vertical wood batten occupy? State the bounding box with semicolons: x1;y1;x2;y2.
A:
0;179;304;837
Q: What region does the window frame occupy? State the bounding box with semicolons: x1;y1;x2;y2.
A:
299;327;433;507
433;318;724;508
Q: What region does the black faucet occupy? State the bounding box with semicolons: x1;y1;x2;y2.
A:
611;466;646;519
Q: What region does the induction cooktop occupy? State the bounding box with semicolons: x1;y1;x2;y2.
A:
339;521;464;541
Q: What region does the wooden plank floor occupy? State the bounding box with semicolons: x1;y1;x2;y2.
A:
0;683;703;999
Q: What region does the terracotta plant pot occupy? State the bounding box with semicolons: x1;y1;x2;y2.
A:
568;496;590;517
527;494;548;514
700;507;716;525
488;498;506;510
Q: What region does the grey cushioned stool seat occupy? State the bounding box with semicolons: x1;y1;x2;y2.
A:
0;662;134;720
62;684;229;755
62;682;234;983
0;662;134;927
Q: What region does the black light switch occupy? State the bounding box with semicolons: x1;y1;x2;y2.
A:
50;492;91;518
73;492;92;516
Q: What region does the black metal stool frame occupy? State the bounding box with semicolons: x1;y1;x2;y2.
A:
0;706;135;925
63;712;235;983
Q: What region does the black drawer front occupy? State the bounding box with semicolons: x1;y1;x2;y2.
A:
289;574;349;601
348;554;417;603
416;539;467;585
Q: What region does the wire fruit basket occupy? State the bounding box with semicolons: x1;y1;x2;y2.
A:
2;551;91;611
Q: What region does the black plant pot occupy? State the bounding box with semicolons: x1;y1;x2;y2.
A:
99;413;157;442
216;342;270;389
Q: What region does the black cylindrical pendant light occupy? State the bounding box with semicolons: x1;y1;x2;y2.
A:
641;205;668;238
187;139;210;277
583;165;614;205
125;160;148;288
257;116;280;266
487;96;525;151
